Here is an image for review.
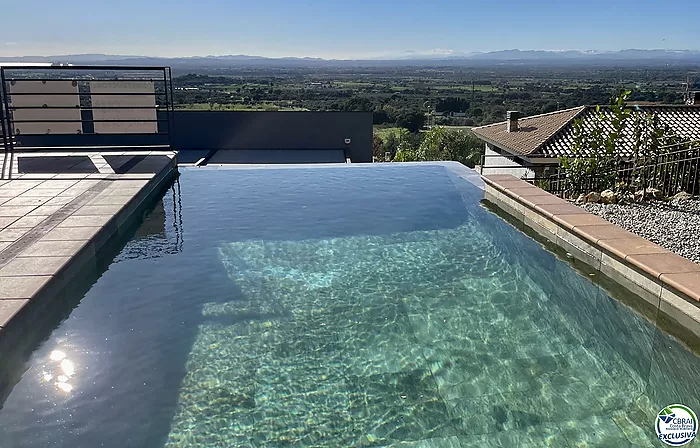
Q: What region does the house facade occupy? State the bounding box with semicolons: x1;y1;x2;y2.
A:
472;105;700;179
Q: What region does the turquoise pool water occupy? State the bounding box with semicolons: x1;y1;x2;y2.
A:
0;163;698;447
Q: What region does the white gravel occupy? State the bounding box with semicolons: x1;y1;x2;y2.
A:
578;199;700;264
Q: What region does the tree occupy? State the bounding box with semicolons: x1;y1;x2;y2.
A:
343;97;373;112
436;97;470;113
393;127;484;167
372;109;390;125
393;110;425;133
372;135;383;161
560;91;678;197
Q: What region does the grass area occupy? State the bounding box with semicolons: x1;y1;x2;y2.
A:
335;81;376;88
373;126;405;140
433;85;498;92
374;125;475;140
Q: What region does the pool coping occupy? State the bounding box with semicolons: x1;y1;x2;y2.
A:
482;174;700;339
0;155;178;339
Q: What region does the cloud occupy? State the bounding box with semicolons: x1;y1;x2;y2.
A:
4;42;17;46
429;48;454;55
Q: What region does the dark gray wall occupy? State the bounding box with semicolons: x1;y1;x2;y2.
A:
8;110;373;163
173;111;372;163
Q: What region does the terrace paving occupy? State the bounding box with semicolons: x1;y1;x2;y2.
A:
0;151;176;332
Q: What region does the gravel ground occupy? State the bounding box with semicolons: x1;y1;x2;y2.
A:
578;198;700;264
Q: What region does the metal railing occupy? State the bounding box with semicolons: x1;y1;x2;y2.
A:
480;143;700;199
0;65;176;152
527;144;700;198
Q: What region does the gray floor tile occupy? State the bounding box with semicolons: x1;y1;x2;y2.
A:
0;217;19;229
27;205;65;216
87;195;133;206
72;204;125;216
40;226;101;241
6;215;48;229
0;299;29;327
0;256;70;277
57;215;112;228
20;188;63;198
0;206;37;217
1;196;51;206
0;228;29;242
40;180;80;190
21;240;89;257
0;276;51;299
44;196;75;206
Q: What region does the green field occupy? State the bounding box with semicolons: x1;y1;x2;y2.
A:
373;126;405;140
433;85;498;92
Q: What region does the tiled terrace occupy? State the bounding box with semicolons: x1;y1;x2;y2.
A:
0;151;177;333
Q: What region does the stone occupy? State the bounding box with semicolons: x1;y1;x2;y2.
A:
585;191;601;203
635;188;662;201
670;191;693;201
646;188;663;199
575;194;587;205
615;192;633;204
579;197;700;264
600;189;617;204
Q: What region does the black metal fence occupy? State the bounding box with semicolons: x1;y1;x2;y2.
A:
0;65;175;152
480;143;700;199
529;144;700;198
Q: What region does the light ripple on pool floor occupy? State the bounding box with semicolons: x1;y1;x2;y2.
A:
165;223;691;447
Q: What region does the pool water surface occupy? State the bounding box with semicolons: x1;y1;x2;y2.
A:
0;163;698;447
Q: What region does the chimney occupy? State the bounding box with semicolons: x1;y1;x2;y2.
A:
507;111;520;132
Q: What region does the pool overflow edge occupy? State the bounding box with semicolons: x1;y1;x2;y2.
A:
481;174;700;346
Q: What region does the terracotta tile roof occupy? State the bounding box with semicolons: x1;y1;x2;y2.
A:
472;107;585;156
473;105;700;158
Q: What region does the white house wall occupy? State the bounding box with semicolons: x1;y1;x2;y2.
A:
481;143;535;179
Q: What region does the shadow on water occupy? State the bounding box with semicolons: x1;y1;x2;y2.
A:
0;174;256;448
0;179;177;409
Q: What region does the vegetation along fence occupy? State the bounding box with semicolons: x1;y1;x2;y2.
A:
481;141;700;199
529;142;700;199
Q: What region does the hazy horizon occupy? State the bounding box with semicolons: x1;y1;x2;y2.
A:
3;48;700;62
2;0;699;59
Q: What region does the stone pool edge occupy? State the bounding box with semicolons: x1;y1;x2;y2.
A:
0;156;178;339
482;174;700;340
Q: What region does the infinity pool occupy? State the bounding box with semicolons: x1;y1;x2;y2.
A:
0;163;698;447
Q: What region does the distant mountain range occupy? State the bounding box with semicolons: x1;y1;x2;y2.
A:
2;49;700;68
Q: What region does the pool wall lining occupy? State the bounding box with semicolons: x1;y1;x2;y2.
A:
482;174;700;340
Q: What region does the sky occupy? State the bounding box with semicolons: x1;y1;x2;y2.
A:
2;0;700;59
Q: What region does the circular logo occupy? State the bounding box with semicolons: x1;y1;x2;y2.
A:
656;404;698;446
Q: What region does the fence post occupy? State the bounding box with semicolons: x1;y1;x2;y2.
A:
0;68;13;153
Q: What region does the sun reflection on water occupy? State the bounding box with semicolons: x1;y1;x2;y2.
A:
41;349;77;395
